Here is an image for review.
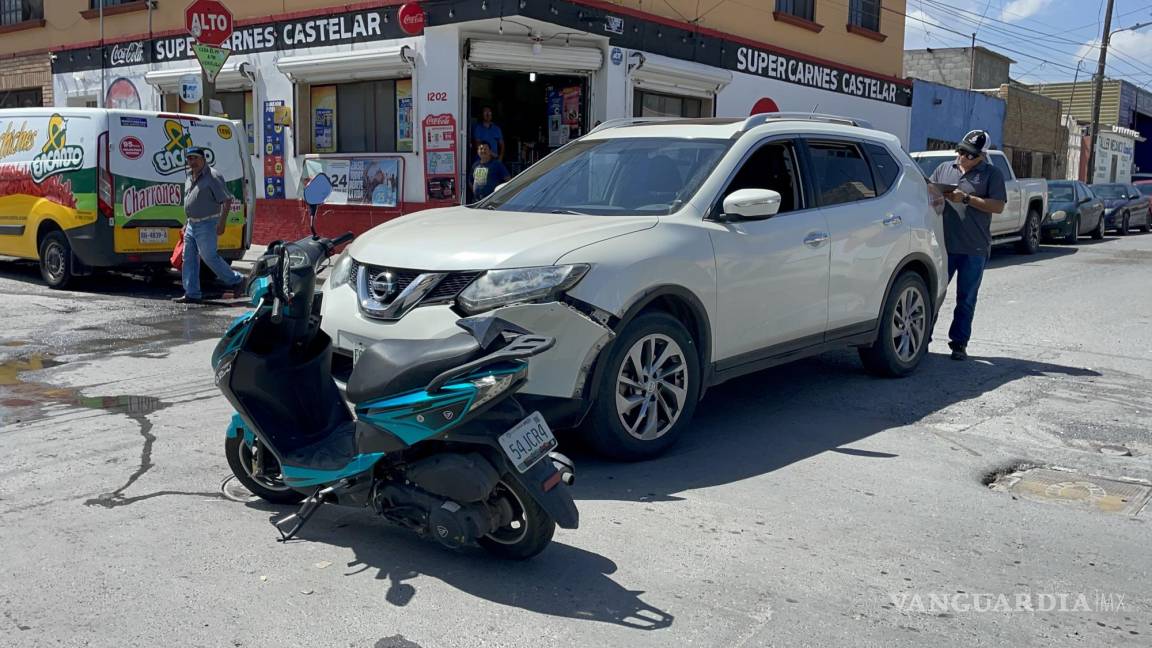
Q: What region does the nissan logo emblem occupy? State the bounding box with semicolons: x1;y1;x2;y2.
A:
369;270;398;301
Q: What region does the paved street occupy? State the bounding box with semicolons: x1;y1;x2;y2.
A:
1;233;1150;648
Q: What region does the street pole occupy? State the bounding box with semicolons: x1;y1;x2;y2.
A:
968;33;976;90
99;0;105;108
1086;0;1116;185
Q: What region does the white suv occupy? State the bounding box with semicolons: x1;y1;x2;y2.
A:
321;114;947;460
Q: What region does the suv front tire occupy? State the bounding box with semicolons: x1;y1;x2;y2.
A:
586;312;701;461
859;272;931;377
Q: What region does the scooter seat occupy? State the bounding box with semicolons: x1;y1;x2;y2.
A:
346;333;482;403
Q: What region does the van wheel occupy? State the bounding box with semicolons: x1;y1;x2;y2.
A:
586;312;701;461
859;272;931;377
1016;209;1041;254
39;231;75;289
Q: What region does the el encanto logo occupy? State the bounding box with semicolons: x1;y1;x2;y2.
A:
152;119;214;175
30;114;85;183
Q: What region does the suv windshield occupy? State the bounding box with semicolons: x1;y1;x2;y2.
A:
1093;184;1127;199
476;137;731;216
1048;184;1074;203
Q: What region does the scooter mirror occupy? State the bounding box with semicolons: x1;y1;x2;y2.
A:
303;173;334;207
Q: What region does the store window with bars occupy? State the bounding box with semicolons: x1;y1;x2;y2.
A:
1;0;42;25
633;90;705;119
775;0;815;21
850;0;881;32
304;79;413;154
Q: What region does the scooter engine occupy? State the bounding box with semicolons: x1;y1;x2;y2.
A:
373;483;515;549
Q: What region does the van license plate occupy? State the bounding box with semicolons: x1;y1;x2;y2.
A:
498;411;557;473
139;228;168;244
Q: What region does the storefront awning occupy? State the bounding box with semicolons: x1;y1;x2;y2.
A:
144;60;254;93
275;45;414;84
629;52;732;99
467;39;603;74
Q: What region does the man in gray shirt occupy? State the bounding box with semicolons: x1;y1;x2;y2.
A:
928;130;1007;360
174;147;244;303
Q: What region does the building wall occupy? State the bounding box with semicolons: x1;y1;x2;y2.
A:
982;84;1064;178
610;0;908;77
0;52;53;106
1028;80;1122;126
903;48;1011;90
908;79;1004;152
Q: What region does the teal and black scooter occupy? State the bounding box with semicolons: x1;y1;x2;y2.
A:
211;174;577;560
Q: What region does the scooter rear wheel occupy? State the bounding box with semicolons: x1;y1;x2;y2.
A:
225;436;306;505
477;479;556;560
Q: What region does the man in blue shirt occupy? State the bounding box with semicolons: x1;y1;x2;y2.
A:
471;142;510;201
928;130;1007;361
471;106;504;161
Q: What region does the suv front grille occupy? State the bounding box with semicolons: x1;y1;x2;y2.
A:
351;260;480;320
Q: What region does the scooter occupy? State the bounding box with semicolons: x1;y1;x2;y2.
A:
211;173;578;559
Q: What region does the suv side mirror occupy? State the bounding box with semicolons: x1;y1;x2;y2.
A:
720;188;782;221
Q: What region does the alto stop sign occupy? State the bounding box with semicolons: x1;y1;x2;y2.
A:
185;0;234;47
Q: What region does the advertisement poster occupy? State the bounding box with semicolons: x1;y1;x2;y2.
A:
263;100;286;198
421;114;457;201
105;78;142;110
244;91;254;150
311;85;337;154
303;156;402;208
562;86;581;129
396;79;413;152
546;87;567;148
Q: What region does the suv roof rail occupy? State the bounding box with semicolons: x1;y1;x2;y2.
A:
587;117;685;135
742;112;873;131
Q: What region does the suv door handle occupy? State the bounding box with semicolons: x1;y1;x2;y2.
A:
803;232;829;248
882;214;903;227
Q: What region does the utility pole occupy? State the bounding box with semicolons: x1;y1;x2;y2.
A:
968;33;976;90
1086;0;1116;185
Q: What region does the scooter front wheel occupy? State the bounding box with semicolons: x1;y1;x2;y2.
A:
478;479;556;560
225;436;306;505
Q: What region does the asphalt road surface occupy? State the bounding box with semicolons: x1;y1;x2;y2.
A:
1;233;1150;648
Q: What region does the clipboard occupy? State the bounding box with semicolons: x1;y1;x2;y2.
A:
930;182;958;193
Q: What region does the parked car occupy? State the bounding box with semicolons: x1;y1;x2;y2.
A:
1133;181;1152;212
320;114;948;460
911;150;1048;254
1090;183;1152;235
1042;180;1106;243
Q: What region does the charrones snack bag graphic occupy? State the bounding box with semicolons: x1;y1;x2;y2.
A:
152;119;214;175
30;114;85;183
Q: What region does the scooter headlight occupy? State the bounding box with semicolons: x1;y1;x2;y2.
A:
329;251;355;288
467;365;528;413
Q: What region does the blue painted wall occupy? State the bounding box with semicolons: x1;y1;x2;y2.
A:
909;79;1006;153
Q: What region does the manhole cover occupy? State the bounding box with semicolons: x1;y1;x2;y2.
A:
221;475;261;503
993;468;1151;515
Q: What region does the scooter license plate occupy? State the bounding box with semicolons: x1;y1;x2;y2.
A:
499;411;557;473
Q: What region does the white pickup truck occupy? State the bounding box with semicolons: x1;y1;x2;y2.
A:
911;150;1048;254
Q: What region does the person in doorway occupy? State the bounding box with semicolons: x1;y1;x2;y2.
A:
928;129;1007;361
174;146;244;304
471;106;504;161
471;142;511;201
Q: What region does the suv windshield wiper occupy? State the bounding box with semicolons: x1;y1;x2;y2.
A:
550;209;589;215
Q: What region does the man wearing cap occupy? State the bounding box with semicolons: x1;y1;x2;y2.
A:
928;130;1007;361
174;146;244;304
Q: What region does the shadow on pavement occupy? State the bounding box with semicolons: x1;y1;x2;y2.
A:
0;258;239;301
572;349;1101;503
277;511;675;630
985;244;1078;269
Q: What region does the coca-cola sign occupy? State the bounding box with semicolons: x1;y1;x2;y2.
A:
397;3;425;35
109;42;145;66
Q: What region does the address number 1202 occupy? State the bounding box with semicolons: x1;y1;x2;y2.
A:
426;92;448;102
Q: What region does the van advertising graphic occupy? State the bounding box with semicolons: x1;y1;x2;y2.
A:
152;119;215;175
31;115;85;183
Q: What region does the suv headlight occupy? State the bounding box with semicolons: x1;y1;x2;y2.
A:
457;264;589;314
329;251;355;288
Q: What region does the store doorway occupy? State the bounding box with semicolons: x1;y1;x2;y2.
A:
466;69;588;201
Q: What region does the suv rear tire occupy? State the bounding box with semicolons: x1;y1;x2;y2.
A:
586;312;701;461
859;272;931;377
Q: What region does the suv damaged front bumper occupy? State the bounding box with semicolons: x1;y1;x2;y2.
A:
321;282;614;402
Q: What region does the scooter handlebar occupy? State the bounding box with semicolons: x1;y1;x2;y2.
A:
330;232;354;248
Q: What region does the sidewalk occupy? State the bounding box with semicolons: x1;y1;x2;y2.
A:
232;244;267;272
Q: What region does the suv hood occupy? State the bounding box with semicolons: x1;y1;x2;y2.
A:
347;206;657;270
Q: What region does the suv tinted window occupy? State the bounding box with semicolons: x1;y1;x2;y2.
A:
864;143;900;194
989;154;1013;180
722;141;802;214
806;141;876;206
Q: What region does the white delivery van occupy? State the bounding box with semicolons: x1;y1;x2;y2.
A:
0;108;253;287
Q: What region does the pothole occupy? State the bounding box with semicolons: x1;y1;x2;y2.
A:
988;467;1152;516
